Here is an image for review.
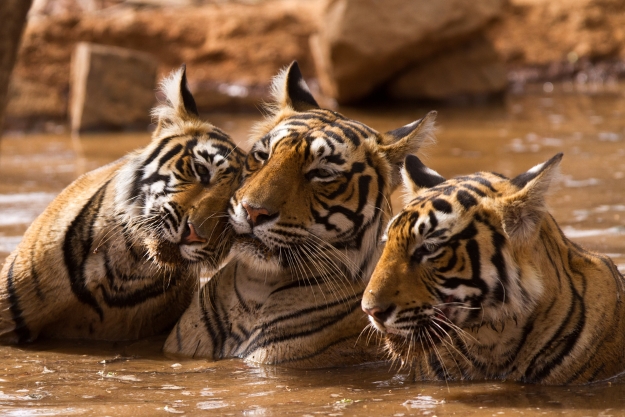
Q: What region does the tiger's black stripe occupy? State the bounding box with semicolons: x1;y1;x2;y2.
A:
63;181;110;320
241;299;362;356
6;259;31;343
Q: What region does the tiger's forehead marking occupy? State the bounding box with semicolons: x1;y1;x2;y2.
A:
192;141;234;164
267;109;377;149
387;172;508;241
256;109;378;167
408;173;506;210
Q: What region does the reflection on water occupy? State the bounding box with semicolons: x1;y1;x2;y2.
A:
0;87;624;415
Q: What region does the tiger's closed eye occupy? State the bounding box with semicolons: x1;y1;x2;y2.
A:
306;168;337;181
411;243;440;263
252;150;269;162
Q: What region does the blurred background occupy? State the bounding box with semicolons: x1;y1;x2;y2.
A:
2;0;625;132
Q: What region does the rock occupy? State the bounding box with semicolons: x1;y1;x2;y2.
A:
5;0;321;129
69;42;157;132
312;0;505;103
387;36;507;101
487;0;625;65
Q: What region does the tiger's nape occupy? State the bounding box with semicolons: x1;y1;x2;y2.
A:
0;65;243;343
362;153;625;384
164;61;437;367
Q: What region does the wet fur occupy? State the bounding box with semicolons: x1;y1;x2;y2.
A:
164;62;437;367
362;154;625;384
0;66;243;342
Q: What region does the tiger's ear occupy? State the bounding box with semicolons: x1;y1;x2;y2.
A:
379;111;437;190
401;154;445;200
152;64;200;136
501;153;563;244
270;61;319;112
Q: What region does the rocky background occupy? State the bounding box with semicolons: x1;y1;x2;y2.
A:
5;0;625;131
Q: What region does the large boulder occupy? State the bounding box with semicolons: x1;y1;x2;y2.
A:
387;35;507;101
69;42;157;132
311;0;505;103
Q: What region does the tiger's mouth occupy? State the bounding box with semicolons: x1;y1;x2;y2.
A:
144;221;230;268
146;238;187;266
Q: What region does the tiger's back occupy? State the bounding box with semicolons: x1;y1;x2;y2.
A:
0;66;243;342
362;153;625;384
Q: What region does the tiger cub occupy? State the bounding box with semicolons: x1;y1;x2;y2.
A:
0;66;243;342
362;153;625;384
163;62;437;367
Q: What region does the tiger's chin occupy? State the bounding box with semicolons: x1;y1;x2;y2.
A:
383;325;450;360
233;235;286;271
144;238;227;271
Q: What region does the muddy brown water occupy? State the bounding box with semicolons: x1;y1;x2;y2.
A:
1;84;625;416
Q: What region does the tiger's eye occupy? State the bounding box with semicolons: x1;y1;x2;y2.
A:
306;168;336;181
253;150;269;162
195;164;211;184
411;244;440;263
196;165;208;176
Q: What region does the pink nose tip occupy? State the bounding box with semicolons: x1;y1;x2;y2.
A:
362;305;395;323
242;202;270;227
181;222;207;245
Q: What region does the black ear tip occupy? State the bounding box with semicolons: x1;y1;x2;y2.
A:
179;63;188;84
405;154;425;168
180;64;188;83
179;64;199;117
404;154;445;188
288;61;300;74
544;152;564;168
284;60;319;111
287;60;303;80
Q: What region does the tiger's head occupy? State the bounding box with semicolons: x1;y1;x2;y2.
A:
362;153;562;359
115;65;243;269
229;61;436;280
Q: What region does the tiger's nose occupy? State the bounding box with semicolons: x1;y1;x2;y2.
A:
181;222;207;245
362;304;396;323
241;202;273;227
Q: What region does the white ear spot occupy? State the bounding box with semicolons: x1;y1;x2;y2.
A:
527;162;545;175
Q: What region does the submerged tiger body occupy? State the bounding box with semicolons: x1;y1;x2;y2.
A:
362;153;625;384
0;66;243;342
164;62;437;367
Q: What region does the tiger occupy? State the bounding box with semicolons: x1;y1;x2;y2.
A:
163;61;437;368
361;152;625;384
0;65;243;343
